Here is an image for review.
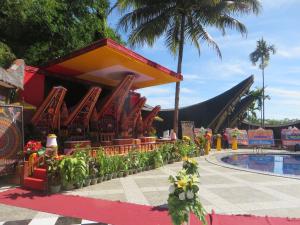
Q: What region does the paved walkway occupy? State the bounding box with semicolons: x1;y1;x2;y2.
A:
1;149;300;224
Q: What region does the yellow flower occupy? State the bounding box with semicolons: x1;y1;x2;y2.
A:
177;177;188;188
182;156;189;161
188;158;197;165
183;136;191;142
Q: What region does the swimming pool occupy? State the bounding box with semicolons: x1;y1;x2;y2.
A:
221;154;300;176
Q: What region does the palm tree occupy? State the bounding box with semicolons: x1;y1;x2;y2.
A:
114;0;261;134
246;87;270;125
250;38;276;128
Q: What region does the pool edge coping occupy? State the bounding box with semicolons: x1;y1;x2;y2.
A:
205;150;300;180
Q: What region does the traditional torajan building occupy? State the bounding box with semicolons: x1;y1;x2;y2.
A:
153;75;255;137
21;38;182;150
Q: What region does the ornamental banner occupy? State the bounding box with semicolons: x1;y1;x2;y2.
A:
248;128;274;146
281;127;300;146
0;105;23;176
181;121;195;140
225;128;249;145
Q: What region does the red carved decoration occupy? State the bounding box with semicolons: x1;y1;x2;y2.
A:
31;86;67;132
62;87;102;131
92;75;135;141
142;106;161;136
120;94;146;138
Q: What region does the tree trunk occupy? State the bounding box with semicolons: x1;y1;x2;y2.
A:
262;57;265;128
173;14;185;135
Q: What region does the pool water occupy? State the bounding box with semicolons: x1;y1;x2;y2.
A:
221;154;300;176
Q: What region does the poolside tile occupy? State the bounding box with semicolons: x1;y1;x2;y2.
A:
134;177;169;188
209;186;277;204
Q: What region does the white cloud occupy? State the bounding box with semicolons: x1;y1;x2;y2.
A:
139;86;173;97
268;87;300;99
262;0;300;9
277;46;300;59
181;87;195;94
184;74;206;84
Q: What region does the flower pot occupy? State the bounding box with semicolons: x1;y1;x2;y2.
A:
137;168;142;173
84;178;91;186
97;176;104;183
128;170;133;175
123;171;129;177
133;169;137;174
118;171;124;177
107;174;113;180
91;178;97;185
75;182;83;189
49;184;61;194
112;173;117;179
63;183;74;191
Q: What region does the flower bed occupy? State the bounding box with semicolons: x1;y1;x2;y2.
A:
46;140;200;193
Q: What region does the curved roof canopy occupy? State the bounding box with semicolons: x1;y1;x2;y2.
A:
42;39;182;89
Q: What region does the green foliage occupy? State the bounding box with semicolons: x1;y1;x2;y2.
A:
157;144;172;163
58;157;78;186
88;157;98;179
46;157;61;186
0;0;123;66
175;140;196;158
168;170;206;225
114;0;261;132
153;150;164;168
0;42;15;67
182;157;199;176
250;38;276;69
96;150;109;176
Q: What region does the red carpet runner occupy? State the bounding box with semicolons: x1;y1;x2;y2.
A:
0;188;300;225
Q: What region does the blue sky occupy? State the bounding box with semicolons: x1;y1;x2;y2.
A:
108;0;300;119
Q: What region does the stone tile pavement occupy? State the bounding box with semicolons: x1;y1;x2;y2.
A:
1;149;300;223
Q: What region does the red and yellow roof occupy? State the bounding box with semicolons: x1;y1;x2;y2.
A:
42;39;182;89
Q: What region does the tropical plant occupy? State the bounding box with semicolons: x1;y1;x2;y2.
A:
96;151;108;177
182;157;199;176
58;157;77;187
74;157;88;187
250;38;276;128
153;150;164;168
159;144;173;164
245;87;270;123
88;157;98;179
114;0;261;133
194;134;207;156
0;0;123;66
137;152;148;169
46;157;61;186
168;170;206;225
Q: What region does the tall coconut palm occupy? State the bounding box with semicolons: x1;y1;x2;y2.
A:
114;0;261;134
250;38;276;128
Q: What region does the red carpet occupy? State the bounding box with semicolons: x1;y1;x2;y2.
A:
0;188;300;225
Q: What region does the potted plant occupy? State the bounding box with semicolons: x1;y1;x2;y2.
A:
47;157;61;194
74;156;88;189
168;170;206;225
58;156;77;191
153;150;164;168
88;158;98;185
96;151;107;183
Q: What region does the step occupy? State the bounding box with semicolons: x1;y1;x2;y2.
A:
33;168;47;180
23;177;46;191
